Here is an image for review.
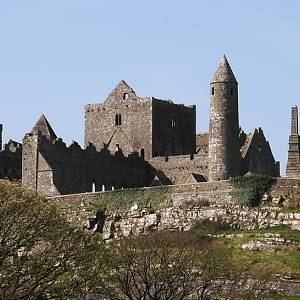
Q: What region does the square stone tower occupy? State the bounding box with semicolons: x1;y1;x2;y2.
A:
84;80;196;160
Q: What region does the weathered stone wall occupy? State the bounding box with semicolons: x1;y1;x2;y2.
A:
196;133;209;156
152;99;196;156
84;81;153;159
0;140;22;180
84;80;196;160
149;155;208;184
22;132;155;197
49;178;300;241
241;128;280;177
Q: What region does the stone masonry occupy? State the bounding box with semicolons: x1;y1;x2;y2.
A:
0;124;22;180
84;80;196;159
21;55;280;196
208;55;241;181
286;106;300;177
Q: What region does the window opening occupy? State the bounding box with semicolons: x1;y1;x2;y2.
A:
115;114;122;126
171;118;176;128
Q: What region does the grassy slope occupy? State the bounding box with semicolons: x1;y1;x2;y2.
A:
221;225;300;277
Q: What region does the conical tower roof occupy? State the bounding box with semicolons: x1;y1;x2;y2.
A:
31;114;57;140
211;55;237;83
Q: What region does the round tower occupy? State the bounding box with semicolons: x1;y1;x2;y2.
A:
208;55;241;181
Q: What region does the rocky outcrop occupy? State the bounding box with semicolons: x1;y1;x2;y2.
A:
49;179;300;241
82;204;300;241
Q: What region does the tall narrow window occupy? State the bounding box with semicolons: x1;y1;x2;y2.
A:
141;148;145;159
123;93;128;100
230;88;233;95
171;118;176;128
115;114;122;126
211;87;214;95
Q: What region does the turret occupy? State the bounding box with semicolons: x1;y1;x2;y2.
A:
208;55;241;181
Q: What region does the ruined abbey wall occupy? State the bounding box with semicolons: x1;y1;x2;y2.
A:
22;132;155;197
0;141;22;180
20;56;283;196
240;128;280;177
152;99;196;156
84;81;153;159
149;154;208;185
84;80;196;160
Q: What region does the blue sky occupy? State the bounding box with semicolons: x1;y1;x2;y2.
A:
0;1;299;174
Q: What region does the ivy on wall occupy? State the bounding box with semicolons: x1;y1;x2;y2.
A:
230;175;275;207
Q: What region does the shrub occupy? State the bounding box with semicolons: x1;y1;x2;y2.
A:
230;175;275;207
192;219;232;234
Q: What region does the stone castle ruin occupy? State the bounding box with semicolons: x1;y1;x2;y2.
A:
17;55;280;196
0;123;22;180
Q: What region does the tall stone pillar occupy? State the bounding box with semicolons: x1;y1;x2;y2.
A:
286;106;300;177
208;55;241;181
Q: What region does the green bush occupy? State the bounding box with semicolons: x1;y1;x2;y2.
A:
230;175;275;207
192;219;232;235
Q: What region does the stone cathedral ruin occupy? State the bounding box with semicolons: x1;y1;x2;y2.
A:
3;55;300;197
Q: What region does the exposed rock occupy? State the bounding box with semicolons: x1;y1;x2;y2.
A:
78;204;300;241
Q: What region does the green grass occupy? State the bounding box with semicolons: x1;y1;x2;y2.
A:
274;296;300;300
224;225;300;275
281;206;300;213
223;224;300;241
228;244;300;276
87;186;172;213
192;221;300;277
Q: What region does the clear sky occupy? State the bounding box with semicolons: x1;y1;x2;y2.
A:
0;1;299;174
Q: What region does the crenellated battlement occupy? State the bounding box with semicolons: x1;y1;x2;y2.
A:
22;120;155;197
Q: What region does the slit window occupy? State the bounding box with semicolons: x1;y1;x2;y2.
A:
211;87;214;95
115;114;122;126
171;118;176;128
